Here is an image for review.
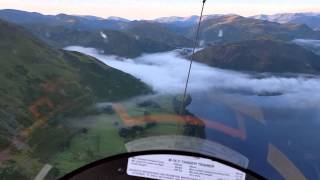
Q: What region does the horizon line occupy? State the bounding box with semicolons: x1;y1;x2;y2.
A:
1;8;320;21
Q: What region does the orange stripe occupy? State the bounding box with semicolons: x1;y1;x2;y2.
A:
112;103;246;140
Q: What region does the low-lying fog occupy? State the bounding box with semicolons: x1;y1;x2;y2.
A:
65;46;320;109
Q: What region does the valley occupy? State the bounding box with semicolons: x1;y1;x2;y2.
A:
0;7;320;180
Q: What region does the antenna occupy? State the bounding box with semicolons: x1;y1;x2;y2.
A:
179;0;207;115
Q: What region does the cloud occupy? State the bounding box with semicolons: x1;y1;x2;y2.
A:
65;46;320;108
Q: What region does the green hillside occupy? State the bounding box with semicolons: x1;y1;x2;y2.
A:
0;19;151;148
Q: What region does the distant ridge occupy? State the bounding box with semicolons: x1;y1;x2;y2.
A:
252;13;320;30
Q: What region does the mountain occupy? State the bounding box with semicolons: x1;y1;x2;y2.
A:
155;15;198;25
107;16;130;22
293;39;320;55
192;39;320;73
27;25;173;58
0;9;128;31
0;9;192;57
0;9;55;25
124;21;193;48
154;14;222;27
183;15;320;44
0;19;151;147
252;13;320;30
3;9;319;56
78;15;105;21
154;15;222;35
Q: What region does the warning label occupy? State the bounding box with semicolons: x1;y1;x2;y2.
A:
127;154;246;180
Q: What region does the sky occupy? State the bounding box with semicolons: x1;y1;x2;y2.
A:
0;0;319;20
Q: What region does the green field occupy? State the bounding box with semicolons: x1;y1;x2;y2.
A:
0;95;189;179
52;114;126;177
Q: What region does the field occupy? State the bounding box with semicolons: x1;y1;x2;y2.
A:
50;95;185;178
52;114;126;177
1;95;188;179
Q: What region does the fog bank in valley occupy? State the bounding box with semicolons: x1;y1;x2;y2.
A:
65;46;320;109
